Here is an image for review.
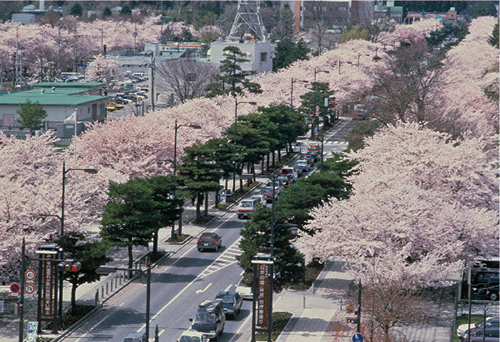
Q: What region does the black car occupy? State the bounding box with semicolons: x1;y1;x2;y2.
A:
471;269;499;293
462;317;499;342
307;151;320;163
485;285;499;301
197;233;222;252
214;291;243;319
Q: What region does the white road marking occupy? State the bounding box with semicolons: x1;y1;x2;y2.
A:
195;282;212;294
73;314;110;342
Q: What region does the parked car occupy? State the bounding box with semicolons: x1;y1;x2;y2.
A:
237;198;261;219
471;269;500;293
214;291;243;319
485;285;499;301
260;187;277;203
251;195;266;207
197;232;222;252
236;277;253;300
122;332;146;342
177;330;210;342
189;299;226;341
477;275;499;296
461;317;499;341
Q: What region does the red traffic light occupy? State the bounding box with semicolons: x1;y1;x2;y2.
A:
57;260;81;272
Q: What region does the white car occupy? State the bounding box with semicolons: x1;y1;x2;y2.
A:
236;277;253;300
177;329;210;342
251;195;266;207
457;317;494;337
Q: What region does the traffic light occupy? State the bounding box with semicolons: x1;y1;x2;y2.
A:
330;97;337;108
57;260;82;272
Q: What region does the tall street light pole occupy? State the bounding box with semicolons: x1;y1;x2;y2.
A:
290;78;307;110
172;120;201;239
233;99;257;194
59;161;98;324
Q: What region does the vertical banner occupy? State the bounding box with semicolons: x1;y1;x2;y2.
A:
42;254;54;317
256;263;269;328
26;321;38;342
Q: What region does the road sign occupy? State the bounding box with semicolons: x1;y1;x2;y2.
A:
25;283;35;295
9;283;20;294
309;110;314;116
352;333;364;342
315;105;320;115
26;321;38;342
314;126;319;135
25;269;36;281
220;190;226;203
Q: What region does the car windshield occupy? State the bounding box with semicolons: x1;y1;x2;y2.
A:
179;337;201;342
123;338;144;342
200;235;214;242
216;294;235;304
240;202;252;207
282;169;292;174
194;312;216;324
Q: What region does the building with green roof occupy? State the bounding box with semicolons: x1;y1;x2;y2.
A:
0;84;109;133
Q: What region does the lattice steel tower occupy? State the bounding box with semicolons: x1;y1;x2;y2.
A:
228;0;264;41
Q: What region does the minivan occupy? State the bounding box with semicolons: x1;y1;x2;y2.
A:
190;299;226;341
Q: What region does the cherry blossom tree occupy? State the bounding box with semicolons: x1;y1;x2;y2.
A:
0;132;123;275
296;122;499;287
85;54;120;91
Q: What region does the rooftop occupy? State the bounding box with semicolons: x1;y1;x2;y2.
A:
0;88;109;106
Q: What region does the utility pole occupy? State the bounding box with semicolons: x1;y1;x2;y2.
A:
150;54;155;111
18;238;25;342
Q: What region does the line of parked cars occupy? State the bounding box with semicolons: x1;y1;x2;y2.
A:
458;316;499;342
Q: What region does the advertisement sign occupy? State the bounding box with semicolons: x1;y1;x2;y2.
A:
256;263;269;328
220;190;226;203
42;254;54;317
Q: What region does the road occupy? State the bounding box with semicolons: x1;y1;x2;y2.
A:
57;120;352;342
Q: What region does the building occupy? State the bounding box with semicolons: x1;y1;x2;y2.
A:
208;39;274;74
11;1;62;25
0;83;108;137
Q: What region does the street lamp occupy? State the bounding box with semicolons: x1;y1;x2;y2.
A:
59;161;98;325
312;68;330;139
233;99;257;194
172;119;201;239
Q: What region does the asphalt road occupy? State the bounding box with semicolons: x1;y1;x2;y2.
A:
54;120;351;342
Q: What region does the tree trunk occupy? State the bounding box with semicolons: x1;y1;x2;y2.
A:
204;191;208;217
196;192;201;221
266;154;270;172
272;150;276;170
261;159;264;174
278;149;281;163
252;164;256;182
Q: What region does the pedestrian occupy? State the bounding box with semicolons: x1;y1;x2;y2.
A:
191;195;196;206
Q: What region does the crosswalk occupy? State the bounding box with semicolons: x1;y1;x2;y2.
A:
197;237;243;280
323;141;348;145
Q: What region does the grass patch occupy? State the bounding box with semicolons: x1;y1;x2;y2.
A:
453;315;485;342
255;311;293;341
289;262;324;291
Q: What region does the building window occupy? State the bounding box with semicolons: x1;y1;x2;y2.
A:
261;52;267;62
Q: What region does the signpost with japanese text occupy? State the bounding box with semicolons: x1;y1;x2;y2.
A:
251;255;274;342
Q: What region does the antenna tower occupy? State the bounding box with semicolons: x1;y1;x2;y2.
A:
228;0;264;41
